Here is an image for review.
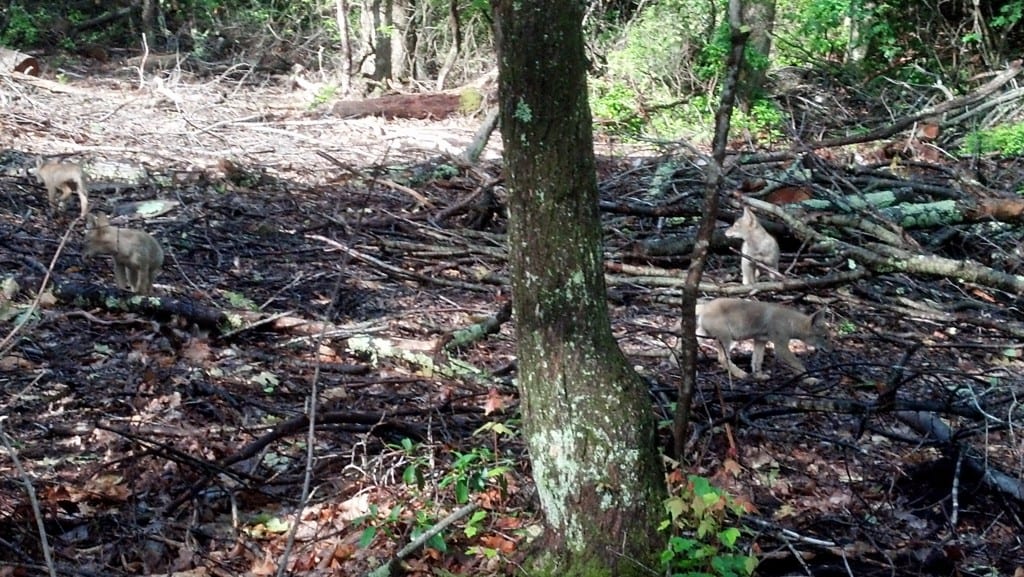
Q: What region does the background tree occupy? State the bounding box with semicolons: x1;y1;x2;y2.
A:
359;0;393;81
493;1;666;575
737;0;775;113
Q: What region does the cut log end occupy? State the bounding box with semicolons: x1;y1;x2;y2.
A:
0;46;40;76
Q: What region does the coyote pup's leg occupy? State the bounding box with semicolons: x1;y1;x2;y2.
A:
113;261;130;290
750;340;769;380
714;338;749;379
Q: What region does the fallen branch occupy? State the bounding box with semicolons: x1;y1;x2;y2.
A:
745;197;1024;295
898;411;1024;501
366;501;480;577
51;281;227;328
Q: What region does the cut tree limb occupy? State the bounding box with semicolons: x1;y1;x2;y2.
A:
745;197;1024;295
461;106;499;163
52;281;227;328
331;91;478;119
0;47;40;75
898;410;1024;500
787;196;1024;229
740;59;1024;164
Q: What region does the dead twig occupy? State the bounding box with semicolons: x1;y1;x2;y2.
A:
0;417;57;577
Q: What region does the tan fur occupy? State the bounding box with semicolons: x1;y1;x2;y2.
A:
724;207;780;285
696;298;830;381
34;159;88;217
84;214;164;295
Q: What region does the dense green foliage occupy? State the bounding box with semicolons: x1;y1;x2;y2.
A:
356;429;516;556
660;475;758;577
1;0;1017;111
961;122;1024;157
2;0;1012;154
585;0;1022;140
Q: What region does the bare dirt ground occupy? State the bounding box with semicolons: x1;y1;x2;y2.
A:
1;59;1023;577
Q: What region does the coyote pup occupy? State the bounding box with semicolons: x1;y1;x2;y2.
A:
725;207;780;285
696;298;829;380
33;159;88;217
84;213;164;295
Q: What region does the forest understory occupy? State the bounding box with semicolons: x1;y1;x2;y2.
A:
1;58;1023;577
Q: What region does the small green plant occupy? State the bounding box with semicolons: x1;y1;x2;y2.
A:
660;475;758;577
356;429;517;555
733;100;785;144
440;447;511;504
837;319;857;335
590;80;644;137
223;290;257;310
310;84;338;108
356;503;404;548
410;509;447;552
431;163;460;180
960;122;1024;157
395;436;429;489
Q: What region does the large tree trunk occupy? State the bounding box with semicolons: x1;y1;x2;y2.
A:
738;0;775;113
336;0;353;93
493;1;665;575
391;0;411;80
359;0;393;81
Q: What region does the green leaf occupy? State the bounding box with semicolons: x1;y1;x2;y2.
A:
263;516;290;533
718;526;741;548
455;478;470;503
428;533;447;552
453;451;480;469
387;505;403;523
476;422;516;436
251;370;279;392
359;526;377;548
402;464;418;485
485;466;510;478
664;496;686;520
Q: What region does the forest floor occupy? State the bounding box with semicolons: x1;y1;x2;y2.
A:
1;57;1023;577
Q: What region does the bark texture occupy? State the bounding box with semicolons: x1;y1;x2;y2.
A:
493;1;665;575
738;0;776;113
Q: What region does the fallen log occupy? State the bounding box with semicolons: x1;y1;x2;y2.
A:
747;197;1024;295
0;46;40;75
331;90;481;119
52;281;227;328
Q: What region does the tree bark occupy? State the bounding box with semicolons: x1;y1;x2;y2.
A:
0;46;40;75
331;91;463;119
336;0;353;93
360;0;393;81
140;0;158;49
391;0;411;80
737;0;775;113
494;1;665;575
